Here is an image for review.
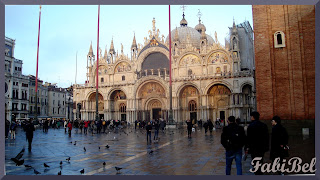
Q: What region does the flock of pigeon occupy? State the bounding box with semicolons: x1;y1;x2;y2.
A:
9;128;181;175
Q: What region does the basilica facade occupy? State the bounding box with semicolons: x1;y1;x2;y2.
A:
73;13;255;124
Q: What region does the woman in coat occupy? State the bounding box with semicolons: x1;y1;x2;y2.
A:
25;119;35;151
270;116;289;163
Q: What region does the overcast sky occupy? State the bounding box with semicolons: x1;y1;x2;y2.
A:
5;5;253;88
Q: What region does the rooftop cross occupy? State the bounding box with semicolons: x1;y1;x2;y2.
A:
197;9;202;22
180;5;187;18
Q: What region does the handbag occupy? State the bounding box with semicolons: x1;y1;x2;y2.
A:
281;145;289;157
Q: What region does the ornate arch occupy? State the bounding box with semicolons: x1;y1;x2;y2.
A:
136;47;169;72
205;81;233;95
240;82;254;93
107;87;128;100
134;76;169;99
176;82;202;97
177;52;202;67
144;97;166;111
113;60;132;74
205;49;232;65
85;89;105;101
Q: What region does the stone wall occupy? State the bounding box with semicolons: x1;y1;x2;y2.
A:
252;5;315;120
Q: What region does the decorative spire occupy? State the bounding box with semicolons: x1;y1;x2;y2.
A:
232;18;238;35
109;38;115;54
201;28;207;40
103;45;108;58
88;41;94;56
174;27;179;41
131;33;137;49
197;9;202;24
180;5;188;27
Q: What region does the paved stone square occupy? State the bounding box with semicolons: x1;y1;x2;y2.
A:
5;123;315;175
5;126;255;175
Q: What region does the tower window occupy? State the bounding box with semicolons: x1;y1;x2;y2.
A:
101;77;104;83
122;76;125;81
274;31;285;48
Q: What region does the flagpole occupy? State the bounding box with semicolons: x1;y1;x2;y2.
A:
168;5;174;125
35;5;42;122
95;5;100;122
75;51;77;85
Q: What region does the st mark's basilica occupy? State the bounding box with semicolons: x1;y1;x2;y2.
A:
73;11;255;124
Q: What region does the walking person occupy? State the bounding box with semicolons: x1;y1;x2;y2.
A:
221;116;246;175
160;119;165;133
154;119;160;140
84;120;89;135
79;120;84;133
146;122;152;144
25;119;35;151
208;119;214;134
10;120;17;140
186;119;193;138
5;119;10;139
135;120;138;130
64;120;67;133
203;121;208;135
67;121;72;137
270;116;289;175
245;111;269;175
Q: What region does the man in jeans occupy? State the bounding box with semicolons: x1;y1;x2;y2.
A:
221;116;246;175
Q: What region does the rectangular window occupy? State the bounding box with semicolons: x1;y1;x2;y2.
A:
63;101;64;106
53;108;54;114
30;106;32;112
53;93;55;96
53;100;55;105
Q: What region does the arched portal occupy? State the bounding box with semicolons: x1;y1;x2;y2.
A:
87;92;104;120
179;85;200;122
136;81;167;121
207;84;231;122
109;90;127;120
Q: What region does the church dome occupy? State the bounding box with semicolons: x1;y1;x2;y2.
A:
166;26;201;48
195;23;206;33
206;34;214;45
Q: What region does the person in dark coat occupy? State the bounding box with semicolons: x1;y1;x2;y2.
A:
5;119;10;139
25;119;35;151
134;120;138;130
203;121;208;135
146;122;152;143
221;116;246;175
153;119;160;140
186;119;193;138
10;120;17;140
245;111;269;175
208;119;214;134
270;116;289;167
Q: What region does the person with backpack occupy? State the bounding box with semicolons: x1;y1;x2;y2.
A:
221;116;246;175
245;111;269;175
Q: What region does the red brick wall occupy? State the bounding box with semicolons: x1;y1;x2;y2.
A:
252;5;315;120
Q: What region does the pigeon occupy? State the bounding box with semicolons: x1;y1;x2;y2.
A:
44;163;50;168
84;147;86;152
58;171;62;175
149;150;154;155
34;169;41;175
99;147;101;149
115;166;122;173
70;141;72;144
60;161;63;165
103;162;106;166
66;157;71;162
74;141;77;145
24;164;32;168
105;145;110;149
14;148;25;160
16;159;24;166
80;169;85;174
